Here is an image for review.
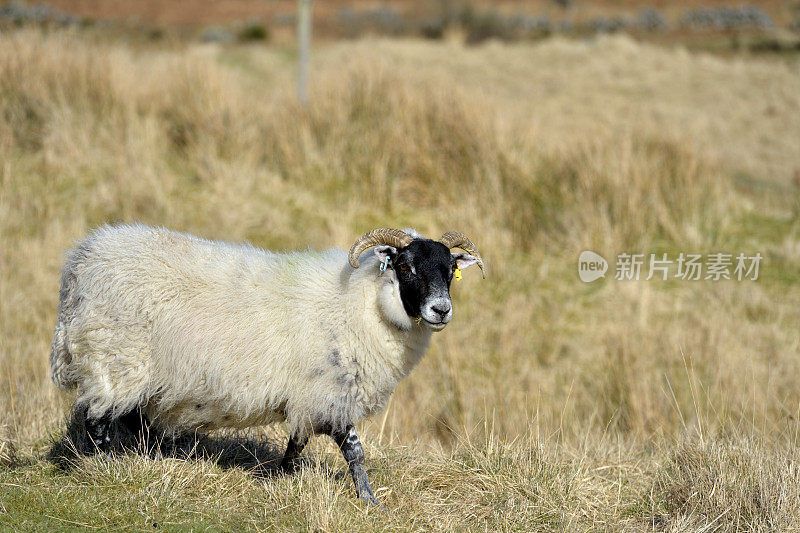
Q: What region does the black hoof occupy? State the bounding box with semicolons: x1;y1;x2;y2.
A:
359;491;385;509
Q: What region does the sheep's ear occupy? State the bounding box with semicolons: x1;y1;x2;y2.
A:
374;245;397;264
452;253;479;270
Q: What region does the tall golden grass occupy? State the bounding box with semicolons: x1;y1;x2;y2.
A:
1;29;800;529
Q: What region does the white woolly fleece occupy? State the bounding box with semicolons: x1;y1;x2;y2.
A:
50;224;433;439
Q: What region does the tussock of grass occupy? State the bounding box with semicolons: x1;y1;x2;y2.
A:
1;28;800;529
0;425;16;468
650;439;800;530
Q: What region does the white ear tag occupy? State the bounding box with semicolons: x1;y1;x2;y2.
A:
380;256;390;272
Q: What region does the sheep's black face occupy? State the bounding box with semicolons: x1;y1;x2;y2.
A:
373;237;480;331
387;240;456;331
395;240;455;329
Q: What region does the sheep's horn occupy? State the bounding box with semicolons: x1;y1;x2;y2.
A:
349;228;414;269
440;231;486;279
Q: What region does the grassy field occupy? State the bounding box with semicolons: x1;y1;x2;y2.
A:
1;28;800;530
10;0;800;54
30;0;800;32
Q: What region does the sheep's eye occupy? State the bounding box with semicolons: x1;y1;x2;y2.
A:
399;264;410;273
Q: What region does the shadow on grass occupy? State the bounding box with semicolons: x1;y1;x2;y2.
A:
46;407;300;480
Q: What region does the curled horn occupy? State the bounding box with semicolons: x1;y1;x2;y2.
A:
440;231;486;278
349;228;414;269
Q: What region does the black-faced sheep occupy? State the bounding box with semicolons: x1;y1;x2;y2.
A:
50;224;485;504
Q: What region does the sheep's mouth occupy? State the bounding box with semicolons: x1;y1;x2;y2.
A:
421;318;447;331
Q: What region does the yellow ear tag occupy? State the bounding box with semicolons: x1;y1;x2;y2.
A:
454;268;462;281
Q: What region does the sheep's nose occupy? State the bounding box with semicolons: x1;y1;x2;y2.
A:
431;304;451;318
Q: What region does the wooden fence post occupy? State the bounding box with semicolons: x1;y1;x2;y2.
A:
297;0;312;105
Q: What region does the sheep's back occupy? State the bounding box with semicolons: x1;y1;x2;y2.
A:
63;224;344;427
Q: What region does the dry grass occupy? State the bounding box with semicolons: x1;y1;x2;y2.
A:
1;29;800;530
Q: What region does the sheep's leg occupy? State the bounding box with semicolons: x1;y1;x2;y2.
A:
330;425;380;505
279;433;308;473
85;412;113;451
118;407;150;443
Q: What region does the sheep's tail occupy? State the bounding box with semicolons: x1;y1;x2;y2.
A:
50;263;80;391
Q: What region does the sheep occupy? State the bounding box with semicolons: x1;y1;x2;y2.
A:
50;224;485;505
